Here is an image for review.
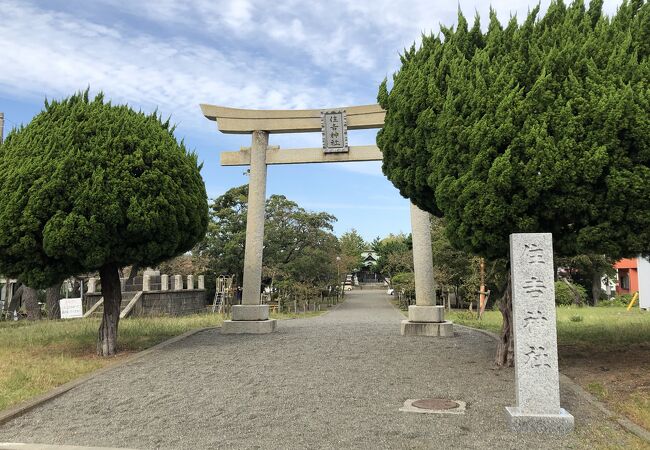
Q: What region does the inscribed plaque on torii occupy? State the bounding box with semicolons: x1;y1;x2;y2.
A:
320;109;348;153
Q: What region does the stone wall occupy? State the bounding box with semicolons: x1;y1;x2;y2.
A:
83;290;207;317
83;293;102;312
137;290;207;317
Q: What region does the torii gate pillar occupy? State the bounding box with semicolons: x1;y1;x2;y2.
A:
222;130;277;334
401;203;454;336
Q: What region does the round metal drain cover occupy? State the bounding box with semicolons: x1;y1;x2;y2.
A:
412;398;459;410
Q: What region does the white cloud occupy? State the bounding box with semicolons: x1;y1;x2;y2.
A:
0;1;357;131
332;161;384;176
0;0;626;136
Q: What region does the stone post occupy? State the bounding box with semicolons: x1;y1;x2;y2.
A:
242;130;268;306
87;278;96;294
161;275;169;291
223;130;276;334
411;202;435;306
174;275;183;291
187;275;194;290
506;233;573;433
400;202;453;337
142;275;151;292
198;275;205;290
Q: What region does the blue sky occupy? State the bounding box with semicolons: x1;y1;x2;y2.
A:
0;0;621;241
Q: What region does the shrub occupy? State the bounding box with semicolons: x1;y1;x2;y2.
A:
555;281;587;306
598;294;632;307
391;272;415;296
570;314;584;322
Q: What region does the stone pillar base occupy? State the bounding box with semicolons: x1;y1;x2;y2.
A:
505;407;574;434
232;304;269;321
222;319;277;334
401;320;454;337
408;305;444;322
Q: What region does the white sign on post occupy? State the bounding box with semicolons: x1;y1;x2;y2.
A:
637;257;650;310
60;297;83;319
320;109;348;153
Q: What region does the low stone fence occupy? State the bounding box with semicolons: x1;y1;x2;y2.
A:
83;274;207;317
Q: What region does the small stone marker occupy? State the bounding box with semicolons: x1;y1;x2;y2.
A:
142;275;151;292
187;275;194;290
161;274;169;291
174;274;183;290
87;278;96;294
60;297;83;319
506;233;574;433
320;109;348;153
197;275;205;290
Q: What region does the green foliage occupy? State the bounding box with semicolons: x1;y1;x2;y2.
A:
598;294;632;307
374;233;412;277
570;314;584;322
555;280;588;305
0;91;208;288
339;229;367;273
378;1;650;260
199;185;339;288
199;185;249;281
430;216;509;306
391;271;415;296
557;253;617;303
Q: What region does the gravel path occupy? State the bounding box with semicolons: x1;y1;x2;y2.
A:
0;291;615;449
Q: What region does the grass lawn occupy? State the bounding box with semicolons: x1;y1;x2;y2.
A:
0;309;324;412
447;306;650;438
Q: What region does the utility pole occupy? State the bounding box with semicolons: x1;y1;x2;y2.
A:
0;112;4;145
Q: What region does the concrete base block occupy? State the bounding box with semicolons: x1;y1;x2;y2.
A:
232;304;269;321
221;319;277;334
505;407;574;434
439;321;454;337
401;320;454;337
408;305;445;322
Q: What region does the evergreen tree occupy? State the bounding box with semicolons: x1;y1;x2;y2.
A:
199;185;339;289
378;1;650;365
0;91;208;355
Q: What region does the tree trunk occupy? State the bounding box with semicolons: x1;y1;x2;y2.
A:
562;278;582;306
591;272;601;306
495;273;514;367
7;284;23;317
97;263;122;356
23;286;40;321
126;264;140;285
46;282;63;320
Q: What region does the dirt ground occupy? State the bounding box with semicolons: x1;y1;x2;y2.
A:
560;342;650;431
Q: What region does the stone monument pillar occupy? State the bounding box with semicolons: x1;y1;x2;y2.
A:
506;233;573;433
197;275;205;290
401;203;453;337
187;275;194;290
142;275;151;292
222;130;276;334
174;275;183;291
87;278;96;294
161;274;169;291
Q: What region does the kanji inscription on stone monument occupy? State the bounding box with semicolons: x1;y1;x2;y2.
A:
506;233;574;433
320;109;348;153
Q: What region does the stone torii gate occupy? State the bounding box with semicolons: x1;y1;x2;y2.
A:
201;103;452;336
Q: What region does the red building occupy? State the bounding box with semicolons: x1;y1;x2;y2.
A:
614;258;639;295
